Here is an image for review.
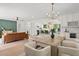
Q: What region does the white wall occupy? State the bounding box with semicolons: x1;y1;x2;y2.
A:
17;17;51;35
17;16;61;35
58;13;79;38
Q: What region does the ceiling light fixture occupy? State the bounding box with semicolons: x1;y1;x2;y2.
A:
46;3;60;19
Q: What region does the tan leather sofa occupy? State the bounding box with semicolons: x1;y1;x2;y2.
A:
3;32;29;43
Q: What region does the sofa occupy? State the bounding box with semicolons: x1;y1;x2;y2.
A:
3;32;29;43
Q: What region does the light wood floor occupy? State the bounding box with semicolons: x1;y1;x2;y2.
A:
0;39;28;56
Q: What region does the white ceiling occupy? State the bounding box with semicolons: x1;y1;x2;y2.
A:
54;3;79;15
0;3;51;18
0;3;79;18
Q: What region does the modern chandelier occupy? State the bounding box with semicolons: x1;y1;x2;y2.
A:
46;3;60;19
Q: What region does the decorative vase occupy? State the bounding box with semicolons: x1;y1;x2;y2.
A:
51;32;54;39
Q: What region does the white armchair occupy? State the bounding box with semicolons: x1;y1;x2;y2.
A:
58;46;79;56
66;38;79;43
62;40;79;48
24;41;51;56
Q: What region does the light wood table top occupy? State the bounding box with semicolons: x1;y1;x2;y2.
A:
31;35;64;46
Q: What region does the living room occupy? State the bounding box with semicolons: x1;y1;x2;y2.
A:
0;3;79;56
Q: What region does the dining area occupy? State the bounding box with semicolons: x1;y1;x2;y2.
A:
24;31;79;56
24;34;65;56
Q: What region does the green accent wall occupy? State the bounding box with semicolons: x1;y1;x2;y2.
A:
0;19;17;32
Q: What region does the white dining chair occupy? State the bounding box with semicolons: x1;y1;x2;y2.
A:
24;41;51;56
58;46;79;56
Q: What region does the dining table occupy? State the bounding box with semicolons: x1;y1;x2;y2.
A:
30;34;64;56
